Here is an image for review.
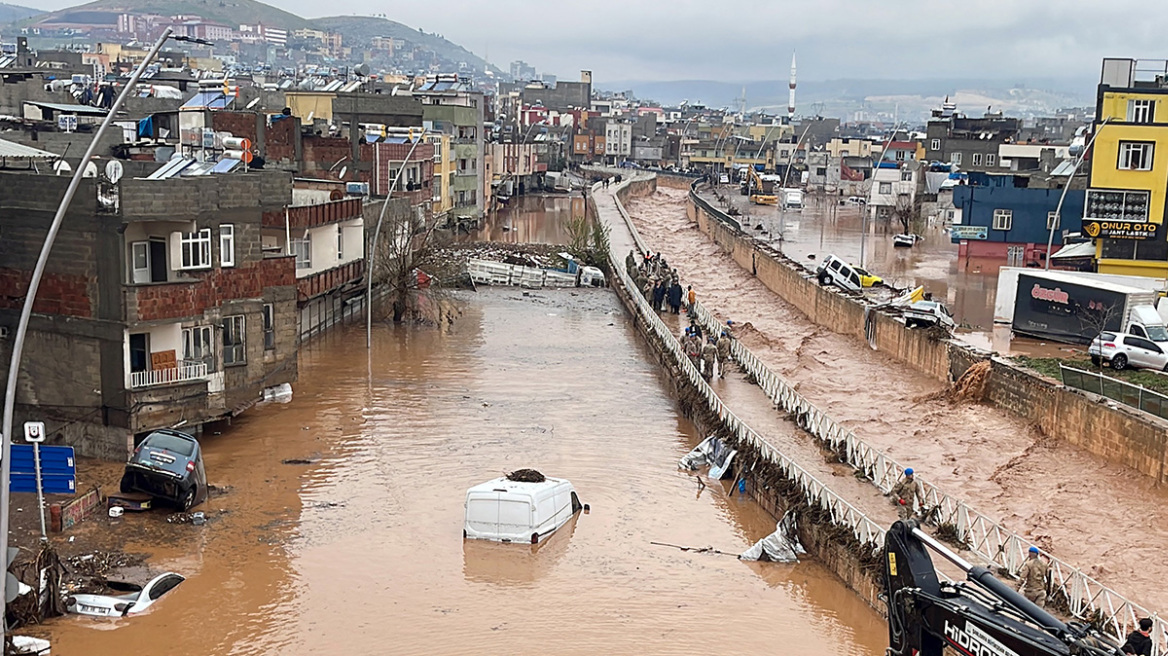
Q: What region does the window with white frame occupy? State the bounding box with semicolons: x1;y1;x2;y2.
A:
292;237;311;269
1118;141;1154;170
219;224;235;267
901;169;912;181
223;315;246;365
1047;211;1059;230
1128;99;1155;124
179;229;212;269
182;325;213;369
951;152;962;165
986;153;997;167
336;226;344;261
879;182;892;194
930;138;941;151
993;209;1013;231
262;304;275;351
972;153;983;166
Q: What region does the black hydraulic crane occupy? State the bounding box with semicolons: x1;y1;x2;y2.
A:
883;519;1125;656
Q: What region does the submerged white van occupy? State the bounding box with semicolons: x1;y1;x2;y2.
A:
464;476;585;544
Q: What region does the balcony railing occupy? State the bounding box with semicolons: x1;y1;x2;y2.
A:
130;361;209;389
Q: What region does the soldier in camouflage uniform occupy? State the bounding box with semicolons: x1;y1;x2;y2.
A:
1017;546;1049;608
889;468;923;520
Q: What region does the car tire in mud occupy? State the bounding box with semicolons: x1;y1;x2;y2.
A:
119;474;133;494
180;486;196;511
1091;355;1101;366
1111;354;1128;371
817;273;828;286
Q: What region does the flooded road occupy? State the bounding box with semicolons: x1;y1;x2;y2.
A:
462;194;586;245
723;190;1060;354
629;186;1168;614
46;288;885;655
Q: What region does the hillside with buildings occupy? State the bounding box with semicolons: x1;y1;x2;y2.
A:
314;15;498;76
11;0;311;30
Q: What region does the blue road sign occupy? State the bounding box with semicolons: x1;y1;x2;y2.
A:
9;445;75;495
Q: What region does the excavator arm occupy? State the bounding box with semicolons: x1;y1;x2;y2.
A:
884;520;1124;656
743;166;778;206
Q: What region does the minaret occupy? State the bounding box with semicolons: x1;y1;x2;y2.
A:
788;52;796;122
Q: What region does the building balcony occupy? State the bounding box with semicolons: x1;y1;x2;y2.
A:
297;259;364;301
262;197;364;231
130;361;209;389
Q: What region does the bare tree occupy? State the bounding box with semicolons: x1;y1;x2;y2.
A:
1078;300;1120;368
891;193;917;235
370;201;452;324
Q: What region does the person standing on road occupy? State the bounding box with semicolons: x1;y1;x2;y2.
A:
889;468;923;520
685;331;702;371
701;337;718;380
686;286;697;318
716;331;732;379
1121;618;1153;655
668;280;683;314
626;249;637;273
1017;546;1050;609
652;278;666;312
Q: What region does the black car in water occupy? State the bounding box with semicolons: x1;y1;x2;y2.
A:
120;429;207;510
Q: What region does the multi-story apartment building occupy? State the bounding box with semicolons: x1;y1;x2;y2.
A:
924;104;1021;174
1086;58;1168;277
0;169;298;459
414;75;485;223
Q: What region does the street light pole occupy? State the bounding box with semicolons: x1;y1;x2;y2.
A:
1045;118;1110;270
365;130;429;348
860;124;903;269
776;123;814;251
0;26;175;634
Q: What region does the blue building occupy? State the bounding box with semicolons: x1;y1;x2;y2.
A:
951;182;1085;267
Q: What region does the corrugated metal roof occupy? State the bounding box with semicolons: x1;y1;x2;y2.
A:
0;138;59;159
1050;241;1095;260
180;91;233;110
1050;159;1077;177
25;101;108;116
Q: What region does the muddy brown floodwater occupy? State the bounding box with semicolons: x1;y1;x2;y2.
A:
460;194;587;245
628;186;1168;614
44;288;885;655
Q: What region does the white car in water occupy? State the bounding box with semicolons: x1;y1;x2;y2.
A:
66;572;184;617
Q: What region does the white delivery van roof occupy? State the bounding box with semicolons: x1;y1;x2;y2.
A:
464;475;583;544
1131;304;1164;326
466;476;570;497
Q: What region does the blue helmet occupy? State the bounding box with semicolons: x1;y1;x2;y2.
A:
904;468;914;476
1029;546;1039;554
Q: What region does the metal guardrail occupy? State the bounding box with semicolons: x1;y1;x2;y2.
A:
684;192;1165;651
129;362;208;388
1061;364;1168;421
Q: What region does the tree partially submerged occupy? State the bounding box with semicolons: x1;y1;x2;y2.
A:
565;214;611;274
369;199;454;324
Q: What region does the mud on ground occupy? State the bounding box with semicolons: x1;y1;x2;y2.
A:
626;186;1168;614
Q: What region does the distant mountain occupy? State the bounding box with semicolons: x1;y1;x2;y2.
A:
0;2;39;24
601;77;1096;122
312;15;499;75
18;0;312;31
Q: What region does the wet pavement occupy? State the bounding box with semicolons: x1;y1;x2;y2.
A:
43;288;886;655
628;186;1168;614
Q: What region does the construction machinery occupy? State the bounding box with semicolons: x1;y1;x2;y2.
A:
884;519;1125;656
740;166;778;206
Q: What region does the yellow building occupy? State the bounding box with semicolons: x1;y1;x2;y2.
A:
1089;58;1168;277
429;133;455;215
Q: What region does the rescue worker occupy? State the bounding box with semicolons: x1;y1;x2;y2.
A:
625;249;637;273
685;331;702;371
667;280;683;314
889;468;923;520
686;285;697;318
1017;546;1049;609
716;331;732;379
701;337;718;380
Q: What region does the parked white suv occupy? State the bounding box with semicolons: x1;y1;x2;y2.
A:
1089;331;1168;371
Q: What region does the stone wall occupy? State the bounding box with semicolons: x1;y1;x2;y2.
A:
686;191;1168;483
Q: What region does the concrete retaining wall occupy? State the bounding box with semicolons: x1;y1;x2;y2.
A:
686;192;1168;483
609;181;886;613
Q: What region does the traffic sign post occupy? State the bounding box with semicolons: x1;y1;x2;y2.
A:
9;441;75;541
22;423;52;541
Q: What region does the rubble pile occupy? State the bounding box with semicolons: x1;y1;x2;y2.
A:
431;242;570;285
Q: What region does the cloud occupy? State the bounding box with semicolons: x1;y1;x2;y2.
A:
37;0;1168;84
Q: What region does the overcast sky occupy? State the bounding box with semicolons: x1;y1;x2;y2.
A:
36;0;1168;83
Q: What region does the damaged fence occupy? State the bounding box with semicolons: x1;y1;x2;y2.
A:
686;269;1165;652
1060;364;1168;422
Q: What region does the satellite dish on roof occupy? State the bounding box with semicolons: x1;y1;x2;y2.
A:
53;160;72;176
246;98;260;110
82;161;98;178
105;159;123;183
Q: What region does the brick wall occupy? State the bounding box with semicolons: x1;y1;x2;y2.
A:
297;260;363;300
0;269;92;318
132;257;294;322
302;136;352;178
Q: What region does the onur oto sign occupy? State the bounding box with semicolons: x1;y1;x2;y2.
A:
1081;219;1159;240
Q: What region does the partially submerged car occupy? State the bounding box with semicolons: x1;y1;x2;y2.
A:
815;254;883;292
66;572;185;617
120;429;207;510
464;473;585;544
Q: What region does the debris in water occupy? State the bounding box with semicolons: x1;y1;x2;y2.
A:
282;456;320;465
953;361;991;403
650;541;735;556
505;468;546;483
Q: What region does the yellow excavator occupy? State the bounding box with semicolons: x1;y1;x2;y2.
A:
744;167;778;206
